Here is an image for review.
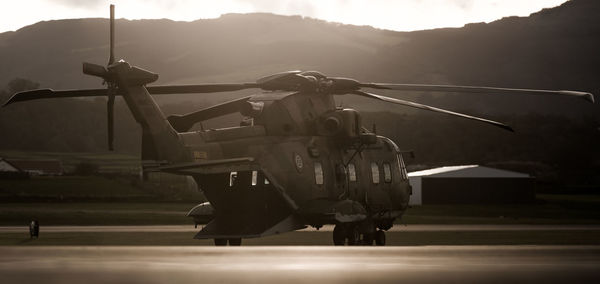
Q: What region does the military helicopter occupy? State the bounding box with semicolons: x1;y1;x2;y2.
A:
4;5;594;246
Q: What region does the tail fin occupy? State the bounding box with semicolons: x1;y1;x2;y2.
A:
109;62;192;164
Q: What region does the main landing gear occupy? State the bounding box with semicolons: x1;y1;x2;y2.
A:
333;223;386;246
214;238;242;246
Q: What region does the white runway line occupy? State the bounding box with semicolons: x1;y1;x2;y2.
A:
1;224;600;233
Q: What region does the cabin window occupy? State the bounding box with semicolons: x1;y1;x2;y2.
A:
229;171;238;187
348;163;357;182
314;162;324;185
383;163;392;183
370;162;380;184
251;171;258;186
264;178;270;185
397;154;407;180
294;153;304;172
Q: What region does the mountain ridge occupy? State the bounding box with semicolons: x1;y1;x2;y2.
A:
0;0;598;116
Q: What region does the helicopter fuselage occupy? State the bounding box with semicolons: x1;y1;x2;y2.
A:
174;90;411;238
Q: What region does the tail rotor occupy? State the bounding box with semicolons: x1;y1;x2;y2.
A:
81;4;118;150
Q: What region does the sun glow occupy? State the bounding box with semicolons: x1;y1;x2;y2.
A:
2;0;568;33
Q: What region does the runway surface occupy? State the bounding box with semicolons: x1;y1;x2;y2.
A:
1;246;599;284
2;224;599;233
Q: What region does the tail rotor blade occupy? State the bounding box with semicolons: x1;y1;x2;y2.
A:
108;4;115;65
106;4;116;151
83;62;109;79
107;91;115;151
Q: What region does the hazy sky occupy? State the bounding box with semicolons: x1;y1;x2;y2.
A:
1;0;568;33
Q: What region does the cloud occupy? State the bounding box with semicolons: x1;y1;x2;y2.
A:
46;0;105;9
240;0;317;17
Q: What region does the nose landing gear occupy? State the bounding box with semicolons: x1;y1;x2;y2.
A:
214;238;242;246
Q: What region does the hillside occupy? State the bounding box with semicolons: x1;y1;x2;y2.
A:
0;0;598;115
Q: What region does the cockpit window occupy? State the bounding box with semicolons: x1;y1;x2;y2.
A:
370;162;380;184
314;162;324;185
383;163;392;183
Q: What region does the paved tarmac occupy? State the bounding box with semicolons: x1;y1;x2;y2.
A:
2;224;599;233
1;246;599;284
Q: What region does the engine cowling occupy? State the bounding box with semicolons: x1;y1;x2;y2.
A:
317;109;361;138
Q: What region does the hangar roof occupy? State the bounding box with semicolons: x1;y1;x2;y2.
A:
0;158;22;172
408;165;530;178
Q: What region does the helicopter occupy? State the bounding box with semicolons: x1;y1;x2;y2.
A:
4;5;594;246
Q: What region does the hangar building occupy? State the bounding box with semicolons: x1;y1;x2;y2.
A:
408;165;535;205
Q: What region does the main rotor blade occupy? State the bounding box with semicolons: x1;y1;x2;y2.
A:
167;96;252;132
351;90;514;132
146;83;259;94
3;88;110;106
3;84;262;106
360;83;595;103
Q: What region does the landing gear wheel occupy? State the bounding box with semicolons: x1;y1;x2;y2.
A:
333;224;346;246
214;238;228;246
228;238;242;246
346;226;360;246
375;230;386;246
362;232;374;246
